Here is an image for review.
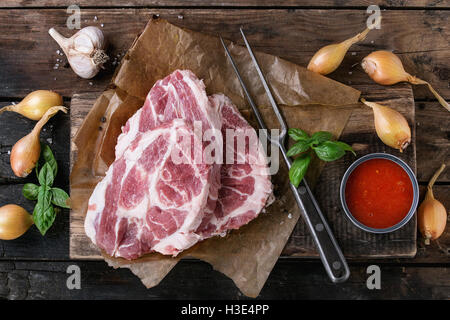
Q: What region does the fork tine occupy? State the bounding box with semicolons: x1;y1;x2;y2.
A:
239;28;287;139
220;36;269;133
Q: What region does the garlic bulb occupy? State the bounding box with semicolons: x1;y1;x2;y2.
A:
49;26;109;79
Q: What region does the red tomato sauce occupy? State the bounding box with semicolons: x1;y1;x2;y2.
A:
344;158;413;229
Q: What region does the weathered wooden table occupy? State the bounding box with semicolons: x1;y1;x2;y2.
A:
0;1;449;300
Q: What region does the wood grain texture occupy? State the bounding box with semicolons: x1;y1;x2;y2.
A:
0;102;71;259
416;101;450;183
0;9;448;101
2;0;449;8
69;83;417;259
1;260;449;299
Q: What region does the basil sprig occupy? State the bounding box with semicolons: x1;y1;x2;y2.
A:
22;144;70;235
287;129;355;187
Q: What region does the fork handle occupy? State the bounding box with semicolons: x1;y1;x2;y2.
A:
290;179;350;283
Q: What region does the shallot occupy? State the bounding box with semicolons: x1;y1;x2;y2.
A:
362;51;449;112
10;106;67;177
361;98;411;152
0;204;34;240
0;90;63;121
418;164;447;244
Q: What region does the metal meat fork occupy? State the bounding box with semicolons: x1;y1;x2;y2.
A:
220;29;350;283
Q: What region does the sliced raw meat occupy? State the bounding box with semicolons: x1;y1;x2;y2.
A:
115;69;223;225
85;119;215;259
195;94;273;238
115;69;222;159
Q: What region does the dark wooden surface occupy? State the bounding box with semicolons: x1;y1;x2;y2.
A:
0;1;449;299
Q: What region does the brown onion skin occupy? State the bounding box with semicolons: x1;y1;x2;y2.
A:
361;51;410;85
418;197;447;242
0;204;34;240
10;132;41;177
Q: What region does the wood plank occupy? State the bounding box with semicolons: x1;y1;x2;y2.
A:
1;260;449;299
0;9;448;101
69;83;417;260
416;101;450;183
2;0;449;8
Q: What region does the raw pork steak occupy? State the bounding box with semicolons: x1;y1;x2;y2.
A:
195;94;273;238
85;119;214;259
115;69;222;159
115;69;222;217
85;70;222;259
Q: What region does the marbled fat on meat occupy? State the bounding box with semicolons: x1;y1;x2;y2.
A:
85;70;273;260
85;120;213;259
195;94;273;238
85;70;222;259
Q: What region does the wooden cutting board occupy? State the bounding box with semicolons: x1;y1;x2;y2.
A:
69;83;417;259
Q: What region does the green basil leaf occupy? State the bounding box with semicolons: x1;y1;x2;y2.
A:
33;204;56;236
334;141;356;156
51;188;70;209
38;162;55;187
313;141;346;162
288;128;310;141
311;131;333;145
42;144;57;177
286;140;311;157
288;154;311;187
33;186;55;236
22;183;39;200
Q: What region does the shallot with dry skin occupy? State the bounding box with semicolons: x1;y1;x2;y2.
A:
360;98;411;152
418;164;448;245
0;90;63;121
361;51;449;112
10;106;67;177
307;21;379;75
0;204;34;240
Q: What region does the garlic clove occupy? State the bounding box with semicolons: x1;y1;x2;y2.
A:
68;54;101;79
73;26;105;54
49;26;109;79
